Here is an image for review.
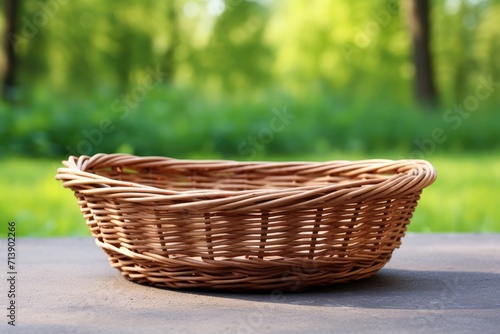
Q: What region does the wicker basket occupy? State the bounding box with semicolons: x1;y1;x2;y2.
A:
56;154;436;291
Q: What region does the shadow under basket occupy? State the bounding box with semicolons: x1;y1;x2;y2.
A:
56;154;436;291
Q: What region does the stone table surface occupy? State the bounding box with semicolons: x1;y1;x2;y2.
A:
1;234;500;334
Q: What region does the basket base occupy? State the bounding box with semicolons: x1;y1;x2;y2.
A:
98;240;393;291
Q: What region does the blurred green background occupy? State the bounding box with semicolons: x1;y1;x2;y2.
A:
0;0;499;236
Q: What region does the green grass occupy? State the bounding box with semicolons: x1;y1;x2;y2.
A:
0;157;89;237
407;153;500;232
0;153;498;237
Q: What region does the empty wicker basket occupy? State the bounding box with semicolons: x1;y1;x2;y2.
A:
56;154;436;291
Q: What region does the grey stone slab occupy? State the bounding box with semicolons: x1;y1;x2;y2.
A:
1;234;499;333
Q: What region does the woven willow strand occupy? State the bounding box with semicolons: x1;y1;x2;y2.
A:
56;154;436;290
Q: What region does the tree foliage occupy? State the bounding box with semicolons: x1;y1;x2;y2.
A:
0;0;499;157
0;0;496;101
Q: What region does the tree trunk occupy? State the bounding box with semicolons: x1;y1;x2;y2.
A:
408;0;438;108
2;0;18;100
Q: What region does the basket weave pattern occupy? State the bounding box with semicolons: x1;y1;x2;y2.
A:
56;154;436;290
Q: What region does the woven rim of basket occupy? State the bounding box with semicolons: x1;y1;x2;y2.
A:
56;154;436;210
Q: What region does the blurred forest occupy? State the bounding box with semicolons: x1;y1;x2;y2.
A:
0;0;499;159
